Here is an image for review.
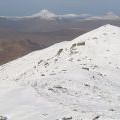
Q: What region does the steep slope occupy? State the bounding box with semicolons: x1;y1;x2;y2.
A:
0;24;120;120
0;29;88;65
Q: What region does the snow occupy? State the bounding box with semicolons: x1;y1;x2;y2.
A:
1;10;119;21
30;9;57;20
89;12;120;20
0;24;120;120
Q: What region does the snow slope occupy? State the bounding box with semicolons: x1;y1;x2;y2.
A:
0;24;120;120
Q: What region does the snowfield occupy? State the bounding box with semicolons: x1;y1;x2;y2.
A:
0;24;120;120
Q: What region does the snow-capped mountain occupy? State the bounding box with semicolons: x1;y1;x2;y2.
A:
12;9;93;21
30;10;120;21
0;24;120;120
29;9;58;20
90;12;120;20
1;10;120;21
0;10;120;33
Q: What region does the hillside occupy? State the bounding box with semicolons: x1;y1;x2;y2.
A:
0;11;120;65
0;24;120;120
0;29;88;65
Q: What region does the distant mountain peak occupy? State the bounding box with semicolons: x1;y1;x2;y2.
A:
103;12;119;20
106;11;118;16
31;9;57;20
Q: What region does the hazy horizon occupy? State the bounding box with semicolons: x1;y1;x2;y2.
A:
0;0;120;16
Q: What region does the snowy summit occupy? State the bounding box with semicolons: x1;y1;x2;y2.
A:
0;24;120;120
30;9;57;20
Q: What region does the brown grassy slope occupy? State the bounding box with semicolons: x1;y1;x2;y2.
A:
0;29;89;65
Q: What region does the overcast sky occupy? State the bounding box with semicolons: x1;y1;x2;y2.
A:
0;0;120;16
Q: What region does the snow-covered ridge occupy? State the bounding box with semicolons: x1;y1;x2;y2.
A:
1;9;120;21
0;24;120;120
1;24;120;79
